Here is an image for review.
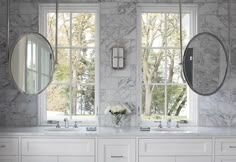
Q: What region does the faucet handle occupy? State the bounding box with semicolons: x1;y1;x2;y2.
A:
56;121;61;128
73;121;78;128
64;117;68;122
154;121;162;128
176;121;180;128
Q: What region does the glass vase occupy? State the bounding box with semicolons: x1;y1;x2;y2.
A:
112;114;123;128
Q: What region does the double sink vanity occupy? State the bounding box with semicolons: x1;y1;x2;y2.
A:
1;126;236;162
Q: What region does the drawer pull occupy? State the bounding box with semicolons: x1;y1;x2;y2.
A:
0;145;5;148
229;146;236;148
111;155;124;158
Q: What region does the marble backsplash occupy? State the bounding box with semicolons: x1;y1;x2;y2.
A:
0;0;236;127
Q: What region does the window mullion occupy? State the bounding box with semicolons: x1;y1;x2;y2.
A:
69;12;73;120
164;13;168;120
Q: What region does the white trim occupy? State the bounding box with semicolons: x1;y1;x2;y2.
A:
38;3;99;125
137;3;198;126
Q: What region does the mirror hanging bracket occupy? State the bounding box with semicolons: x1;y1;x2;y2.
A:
55;0;58;64
7;0;10;61
228;0;231;65
179;0;183;65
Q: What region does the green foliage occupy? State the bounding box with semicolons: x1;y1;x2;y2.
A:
46;12;96;116
142;13;189;119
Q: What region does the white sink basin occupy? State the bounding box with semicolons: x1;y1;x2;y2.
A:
45;128;81;132
151;127;187;132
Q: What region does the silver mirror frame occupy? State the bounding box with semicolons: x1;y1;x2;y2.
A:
183;32;229;96
9;32;55;96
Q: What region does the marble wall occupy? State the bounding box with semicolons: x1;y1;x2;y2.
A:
0;0;235;127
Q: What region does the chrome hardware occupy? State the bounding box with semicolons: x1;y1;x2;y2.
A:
64;118;69;128
155;121;163;128
111;155;124;158
229;146;236;148
167;119;172;128
176;121;180;128
0;145;5;148
56;121;60;128
73;121;78;128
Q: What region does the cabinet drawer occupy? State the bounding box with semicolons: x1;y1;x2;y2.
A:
139;157;175;162
0;138;18;155
0;156;18;162
176;156;212;162
98;139;135;162
215;156;236;162
59;156;94;162
215;139;236;155
22;138;95;156
139;139;212;156
22;156;57;162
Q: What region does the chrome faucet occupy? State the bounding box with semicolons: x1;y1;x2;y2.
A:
155;121;163;128
56;121;61;128
64;118;69;128
167;119;172;128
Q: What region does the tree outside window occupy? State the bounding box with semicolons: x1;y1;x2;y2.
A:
45;11;96;121
141;12;191;120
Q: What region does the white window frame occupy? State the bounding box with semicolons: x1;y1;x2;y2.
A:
38;4;100;125
136;3;198;126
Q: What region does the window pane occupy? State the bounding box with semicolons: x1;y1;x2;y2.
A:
72;49;95;83
53;49;70;82
72;13;96;47
166;13;180;47
47;13;56;46
142;49;165;83
142;85;165;120
71;85;95;116
167;85;187;120
182;14;191;47
142;13;165;47
47;84;70;121
167;49;184;83
58;13;70;47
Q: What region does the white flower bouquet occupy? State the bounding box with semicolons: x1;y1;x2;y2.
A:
105;104;131;128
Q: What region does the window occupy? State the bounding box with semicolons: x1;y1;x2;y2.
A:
138;4;197;123
38;4;99;123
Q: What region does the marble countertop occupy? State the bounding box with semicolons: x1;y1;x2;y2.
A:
1;126;236;137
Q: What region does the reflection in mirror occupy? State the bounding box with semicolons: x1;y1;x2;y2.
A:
183;32;228;96
10;33;54;95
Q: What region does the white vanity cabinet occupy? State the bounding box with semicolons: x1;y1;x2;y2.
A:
21;137;95;162
22;156;94;162
97;138;136;162
139;138;212;162
22;156;57;162
0;137;19;162
215;138;236;162
0;156;18;162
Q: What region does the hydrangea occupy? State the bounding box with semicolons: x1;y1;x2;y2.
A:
104;104;131;115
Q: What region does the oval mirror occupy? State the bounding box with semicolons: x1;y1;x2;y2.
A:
183;32;228;96
10;33;54;95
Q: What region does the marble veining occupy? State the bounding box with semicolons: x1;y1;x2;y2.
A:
0;0;236;127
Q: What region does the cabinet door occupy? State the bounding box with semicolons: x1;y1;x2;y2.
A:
139;157;175;162
22;138;95;156
215;139;236;155
139;139;212;156
176;156;212;162
0;138;19;155
0;156;18;162
22;156;57;162
59;156;94;162
215;156;236;162
98;139;135;162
